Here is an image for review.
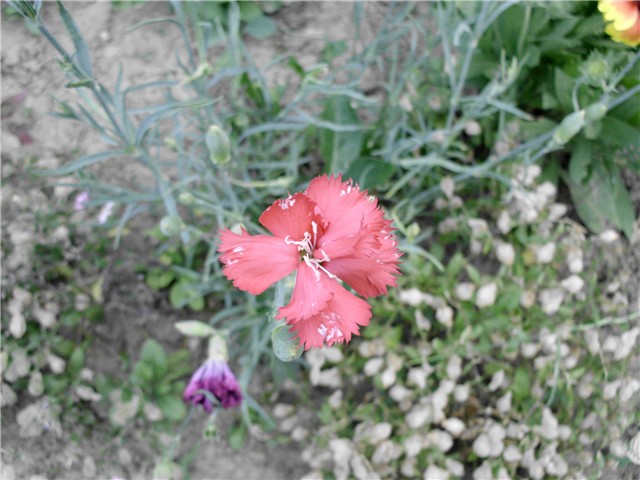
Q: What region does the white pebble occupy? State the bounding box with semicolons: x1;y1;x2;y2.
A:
539;288;564;315
495;241;516;266
364;357;384;377
436;305;454;328
453;384;470;402
488;370;506;391
503;444;522;462
444;458;464;477
424;464;449;480
497;391;512;413
560;275;584;294
599;229;620;243
497;210;512;234
475;283;498;309
441;417;466;437
455;282;476;301
440;177;455;199
535;242;556;264
446;355;462;380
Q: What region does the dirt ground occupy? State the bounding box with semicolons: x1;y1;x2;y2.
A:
3;2;640;480
0;2;388;479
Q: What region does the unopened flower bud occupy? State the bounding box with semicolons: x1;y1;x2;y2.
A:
175;320;217;338
271;323;303;362
206;125;231;165
159;215;184;237
178;191;194;205
585;102;607;122
582;55;610;83
552;111;585;146
164;137;178;151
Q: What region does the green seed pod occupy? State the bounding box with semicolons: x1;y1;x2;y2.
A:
271;323;303;362
164;137;178;151
178;191;194;205
205;125;231;165
585;102;607;122
152;460;181;480
552;110;585;146
159;215;184;237
174;320;217;338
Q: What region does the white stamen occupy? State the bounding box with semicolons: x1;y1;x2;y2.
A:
317;324;327;338
278;196;296;210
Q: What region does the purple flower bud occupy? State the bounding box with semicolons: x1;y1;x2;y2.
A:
183;359;242;412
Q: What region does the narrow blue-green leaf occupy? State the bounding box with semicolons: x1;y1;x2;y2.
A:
124;80;178;94
237;123;305;141
399;243;445;272
319;95;364;174
31;150;126;176
486;98;533;120
125;17;183;34
57;1;93;78
135;99;215;146
76;102;106;134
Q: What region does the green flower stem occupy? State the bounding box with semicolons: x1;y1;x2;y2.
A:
37;23;128;143
571;311;640;332
610;49;640;89
607;83;640;110
164;405;197;461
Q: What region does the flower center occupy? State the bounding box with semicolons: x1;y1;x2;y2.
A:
284;221;336;281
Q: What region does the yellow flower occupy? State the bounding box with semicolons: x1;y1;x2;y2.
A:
598;0;640;47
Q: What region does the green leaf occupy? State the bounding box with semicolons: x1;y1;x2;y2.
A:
238;1;262;21
243;16;276;39
565;163;635;238
169;281;204;310
345;157;394;189
188;296;205;312
30;150;126;176
229;423;247;450
511;367;531;404
553;68;574;111
57;1;93;78
68;347;84;378
139;339;168;378
156;395;186;421
146;267;175;290
43;374;68;395
321;40;348;63
135;99;215;146
319;95;363;174
600;115;640;148
569;137;592;183
132;362;154;384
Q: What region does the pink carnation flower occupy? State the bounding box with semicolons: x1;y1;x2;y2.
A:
218;174;401;349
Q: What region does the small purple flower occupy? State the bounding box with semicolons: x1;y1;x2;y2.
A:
97;201;115;224
183;359;243;412
74;191;90;211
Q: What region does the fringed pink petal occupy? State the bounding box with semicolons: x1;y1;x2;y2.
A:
218;228;298;295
